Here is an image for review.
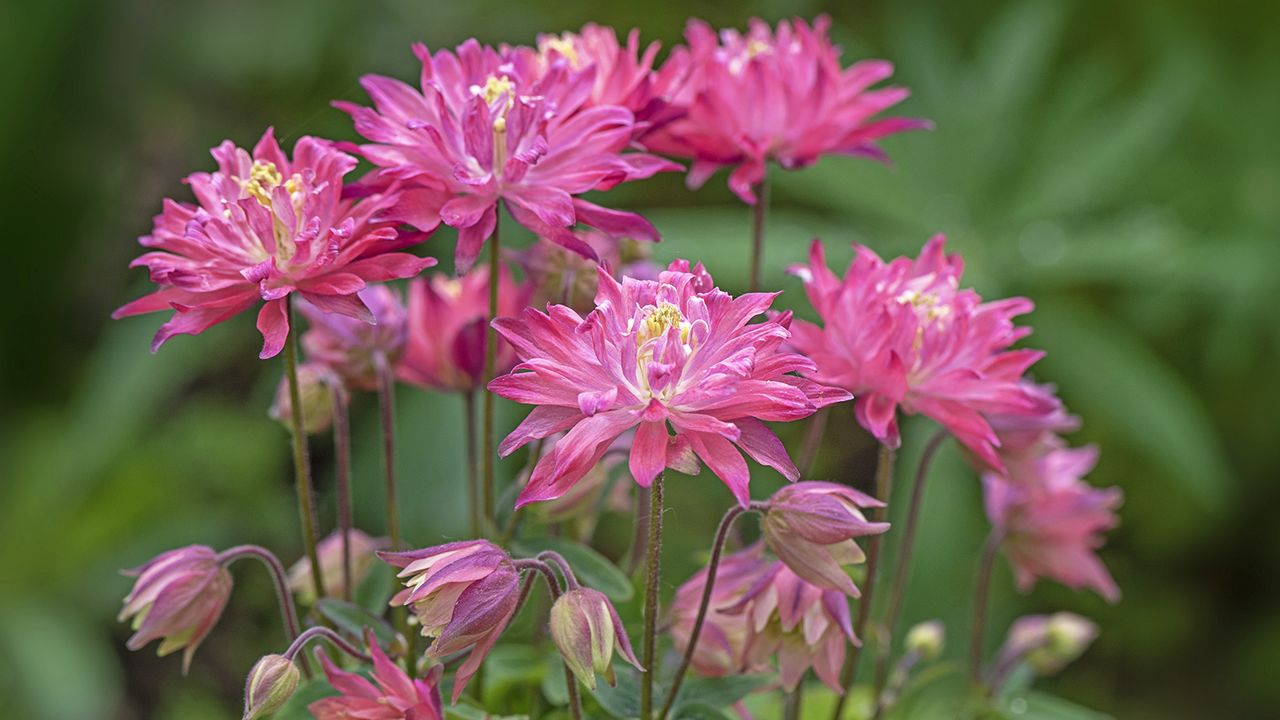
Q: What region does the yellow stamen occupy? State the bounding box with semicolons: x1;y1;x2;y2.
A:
638;302;691;346
542;35;580;68
242;160;283;206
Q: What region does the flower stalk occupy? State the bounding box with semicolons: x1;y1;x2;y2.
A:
283;626;371;664
282;296;326;603
217;544;310;676
748;172;770;292
970;530;1003;686
464;390;480;538
517;558;585;720
375;353;402;549
332;385;353;600
639;475;665;720
481;210;502;535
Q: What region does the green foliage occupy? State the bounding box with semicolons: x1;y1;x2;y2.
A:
513;537;635;601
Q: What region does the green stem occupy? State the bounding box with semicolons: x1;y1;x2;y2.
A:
464;390;479;538
376;353;401;550
783;686;803;720
748;171;770;292
831;443;895;720
517;558;584;720
283;296;326;603
482;210;502;535
969;530;1002;686
639;475;665;720
217;544;311;676
332;385;353;601
798;407;830;478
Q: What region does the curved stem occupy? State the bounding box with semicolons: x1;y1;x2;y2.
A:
658;503;760;719
537;551;581;590
375;353;401;550
464;391;479;538
969;530;1002;686
798;407;830;478
481;210;502;536
748;171;770;292
282;296;326;603
283;626;371;664
639;475;665;720
332;385;353;601
831;443;895;720
515;559;585;720
874;430;948;696
218;544;310;676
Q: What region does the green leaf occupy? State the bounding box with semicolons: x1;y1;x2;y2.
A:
445;703;530;720
671;674;773;715
541;655;570;706
273;676;339;720
355;559;394;615
513;537;634;602
674;702;735;720
998;691;1113;720
315;598;397;648
481;644;547;707
587;664;642;719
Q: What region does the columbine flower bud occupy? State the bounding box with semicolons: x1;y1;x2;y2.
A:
549;587;642;689
243;653;300;720
269;362;341;435
1001;612;1099;676
904;620;945;661
288;529;382;604
117;545;233;673
762;481;890;596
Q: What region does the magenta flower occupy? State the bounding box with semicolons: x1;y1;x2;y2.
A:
727;562;855;692
299;284;408;391
114;128;435;358
671;547;775;677
336;40;679;272
288;529;383;604
379;540;521;701
397;266;531;394
491;260;850;508
310;638;444;720
549;587;643;690
789;236;1053;471
117;545;233;673
645;16;929;204
983;446;1122;602
762;481;889;596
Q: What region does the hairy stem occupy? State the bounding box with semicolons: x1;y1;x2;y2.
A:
640;475;665;720
748;171;770;293
969;530;1002;686
482;210;502;536
464;390;479;538
516;558;584;720
783;686;803;720
375;353;401;550
332;385;353;601
798;407;830;478
283;626;371;664
217;544;310;676
282;295;326;603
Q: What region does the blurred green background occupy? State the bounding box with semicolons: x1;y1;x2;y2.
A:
2;0;1277;718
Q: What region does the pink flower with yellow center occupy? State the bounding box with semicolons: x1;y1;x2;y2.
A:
491;260;850;508
310;637;444;720
983;446;1122;602
789;236;1053;472
645;16;929;204
336;39;679;272
114;128;435;358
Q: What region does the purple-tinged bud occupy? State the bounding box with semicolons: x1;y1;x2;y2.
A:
762;481;890;596
288;529;383;604
379;540;521;702
549;587;642;689
243;653;300;720
269;362;342;435
117;545;233;673
1000;612;1098;676
904;620;945;661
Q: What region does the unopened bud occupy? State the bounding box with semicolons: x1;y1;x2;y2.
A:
549;588;642;690
243;653;301;720
904;620;945;661
1027;613;1098;675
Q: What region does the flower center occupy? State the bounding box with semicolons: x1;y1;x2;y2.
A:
238;160;306;263
541;35;581;68
637;302;691;347
472;75;516;175
895;289;951;323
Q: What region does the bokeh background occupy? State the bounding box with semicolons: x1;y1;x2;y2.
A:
2;0;1277;718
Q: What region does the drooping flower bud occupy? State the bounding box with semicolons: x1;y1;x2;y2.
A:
117;545;233;673
999;613;1099;677
762;481;890;596
550;587;642;689
242;653;300;720
269;362;342;435
904;620;945;661
287;529;382;604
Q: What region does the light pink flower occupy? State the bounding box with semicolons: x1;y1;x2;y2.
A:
118;545;232;673
379;540;521;701
645;16;929;204
300;285;407;391
310;637;444;720
727;562;855;692
521;431;633;523
491;260;850;508
114;128;435;358
762;481;889;596
789;236;1053;471
397;266;531;394
671;547;774;677
982;381;1080;480
287;528;383;604
983;446;1122;602
336;40;679;272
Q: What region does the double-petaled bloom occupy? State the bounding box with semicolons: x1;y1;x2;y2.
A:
645;16;928;204
114;128;435;358
337;39;678;272
379;540;521;701
789;236;1053;472
491;260;850;508
549;587;643;690
983;446;1122;601
310;635;445;720
117;545;233;672
397;266;530;394
670;547;775;677
762;481;889;596
300;285;408;391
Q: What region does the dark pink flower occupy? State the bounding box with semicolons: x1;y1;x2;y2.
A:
789;236;1053;471
379;540;521;701
300;285;408;391
762;481;889;596
983;446;1122;602
114;128;435;358
397;265;531;394
310;637;444;719
670;547;774;677
118;545;232;673
491;260;850;508
646;16;929;204
336;40;679;272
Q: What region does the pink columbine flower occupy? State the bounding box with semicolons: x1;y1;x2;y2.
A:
671;547;775;677
299;284;407;391
983;446;1122;602
397;266;531;394
117;545;233;673
113;128;435;358
288;528;383;604
549;587;643;690
789;236;1053;471
310;637;444;720
982;381;1080;479
336;40;679;272
379;540;521;701
522;431;633;524
645;16;929;204
491;260;851;508
727;562;856;692
762;481;889;596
